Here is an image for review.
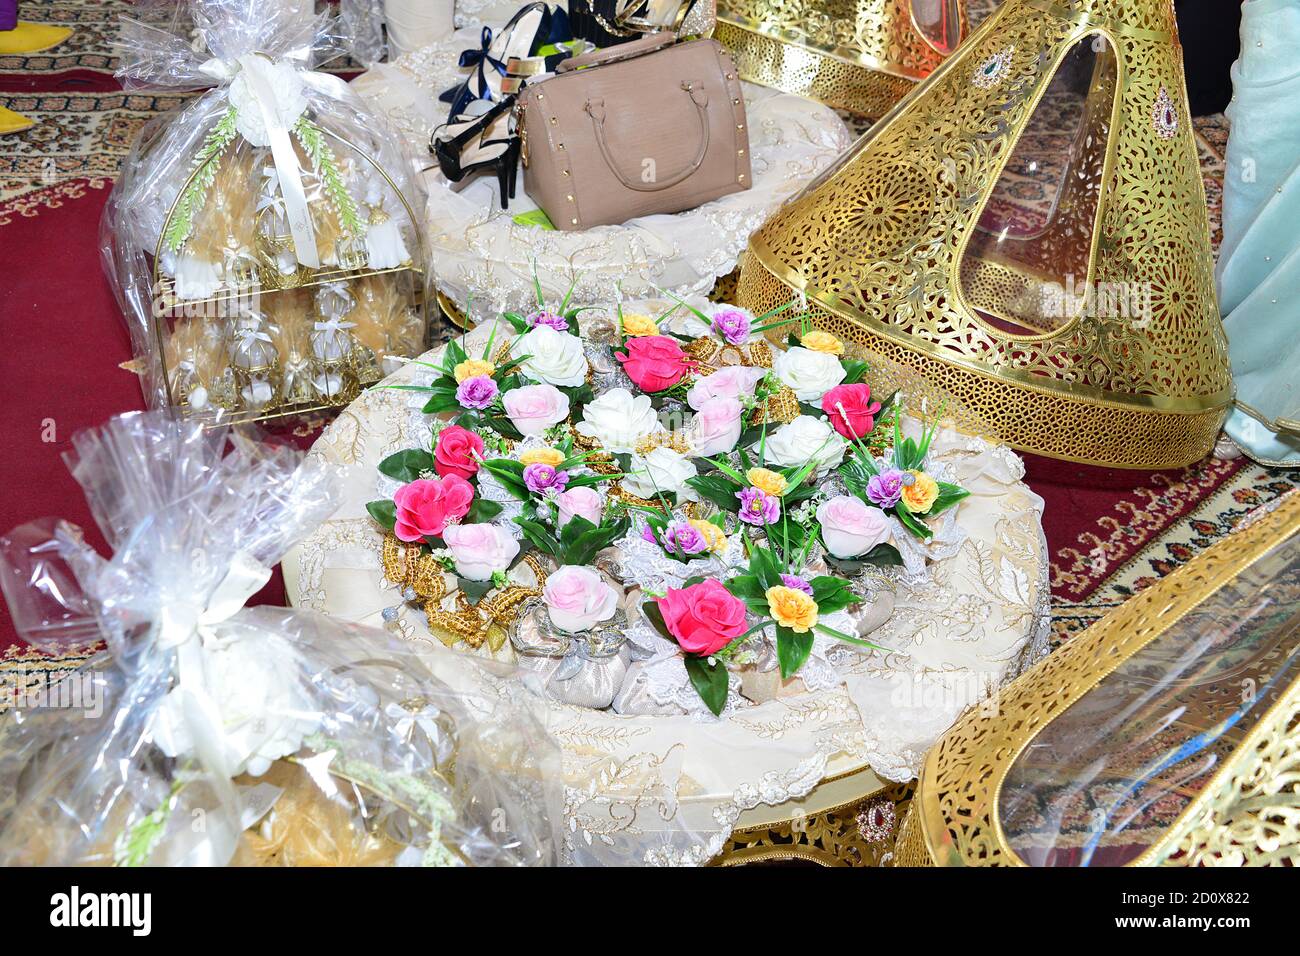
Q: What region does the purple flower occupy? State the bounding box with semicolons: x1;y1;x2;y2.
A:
711;308;751;346
523;463;569;495
661;519;708;556
642;524;661;545
866;468;906;510
736;486;780;526
780;573;814;596
455;374;499;410
526;310;569;332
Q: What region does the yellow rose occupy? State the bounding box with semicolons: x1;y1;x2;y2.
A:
765;586;819;634
901;470;939;514
519;447;566;467
801;331;844;356
621;313;660;337
746;467;788;497
453;358;496;383
688;518;728;554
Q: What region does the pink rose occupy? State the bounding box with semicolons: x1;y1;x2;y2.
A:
542;565;620;633
434;425;484;481
821;383;882;441
816;495;891;558
686;365;767;410
502;383;571;437
656;579;748;656
392;476;476;542
690;397;743;456
555;486;603;528
442;522;520;581
615;335;690;393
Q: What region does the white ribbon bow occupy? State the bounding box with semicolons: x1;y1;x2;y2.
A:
314;317;357;335
383;701;444;745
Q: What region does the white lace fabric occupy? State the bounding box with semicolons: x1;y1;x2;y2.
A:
348;26;853;325
282;312;1051;866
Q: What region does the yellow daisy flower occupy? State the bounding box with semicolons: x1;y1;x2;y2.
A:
745;467;788;497
801;330;844;355
621;312;660;337
453;358;496;383
519;447;566;467
765;585;819;633
901;470;939;514
687;518;729;554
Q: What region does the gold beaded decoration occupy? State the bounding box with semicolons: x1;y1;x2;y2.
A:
738;0;1232;469
715;0;966;117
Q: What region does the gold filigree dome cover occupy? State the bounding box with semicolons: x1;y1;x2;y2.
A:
738;0;1233;468
715;0;967;117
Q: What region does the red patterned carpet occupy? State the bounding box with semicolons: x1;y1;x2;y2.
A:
1;1;1297;700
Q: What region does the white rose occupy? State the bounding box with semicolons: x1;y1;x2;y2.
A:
228;57;309;149
543;565;620;633
686;365;767;411
772;346;846;402
816;495;892;558
442;522;521;581
517;325;588;387
622;447;698;501
575;388;661;453
152;631;321;777
760;415;846;472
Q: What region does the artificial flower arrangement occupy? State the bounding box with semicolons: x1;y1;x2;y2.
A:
367;286;971;715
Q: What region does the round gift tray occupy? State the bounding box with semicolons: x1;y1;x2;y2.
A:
282;315;1051;865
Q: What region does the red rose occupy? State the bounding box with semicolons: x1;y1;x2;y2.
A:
616;335;690;393
434;425;485;480
392;476;475;542
821;383;882;440
656;579;748;656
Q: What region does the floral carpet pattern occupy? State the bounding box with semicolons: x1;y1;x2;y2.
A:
2;2;1297;731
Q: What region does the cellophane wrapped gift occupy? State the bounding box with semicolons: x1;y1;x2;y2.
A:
0;412;560;866
101;0;432;423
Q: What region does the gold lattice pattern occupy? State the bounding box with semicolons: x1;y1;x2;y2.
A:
901;492;1300;867
738;0;1231;468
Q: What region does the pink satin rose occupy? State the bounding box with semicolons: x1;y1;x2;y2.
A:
442;522;520;581
434;425;485;481
656;579;748;656
816;494;891;558
392;476;476;542
502;383;571;437
690;397;744;456
542;565;620;633
615;335;690;393
686;365;767;411
555;486;604;528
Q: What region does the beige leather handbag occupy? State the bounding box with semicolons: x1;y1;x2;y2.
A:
516;33;752;231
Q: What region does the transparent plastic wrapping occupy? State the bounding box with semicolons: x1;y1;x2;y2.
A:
101;0;434;423
0;412;559;866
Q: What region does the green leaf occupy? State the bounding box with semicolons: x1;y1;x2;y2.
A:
642;600;674;641
895;502;933;540
809;575;858;614
501;311;530;334
724;574;767;603
422;393;462;415
749;546;783;587
514;516;560;554
927;481;970;517
459;577;495;604
464;498;504;523
378;449;434;483
366;499;397;530
841;358;869;385
684;655;730;717
775;626;814;679
559;514;598;548
685;474;743;512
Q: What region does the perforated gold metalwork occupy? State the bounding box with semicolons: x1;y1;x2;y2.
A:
738;0;1232;468
900;492;1300;867
715;0;965;116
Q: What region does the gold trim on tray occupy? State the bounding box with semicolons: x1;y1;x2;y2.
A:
895;491;1300;867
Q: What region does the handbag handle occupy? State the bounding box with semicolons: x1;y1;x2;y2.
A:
557;30;676;72
584;82;710;192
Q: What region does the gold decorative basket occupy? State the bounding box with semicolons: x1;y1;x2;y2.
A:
737;0;1232;468
715;0;966;117
896;491;1300;867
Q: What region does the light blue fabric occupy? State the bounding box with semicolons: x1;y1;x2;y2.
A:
1217;0;1300;466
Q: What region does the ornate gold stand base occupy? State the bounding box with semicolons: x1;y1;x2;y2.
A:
710;768;916;866
716;18;915;118
736;254;1230;470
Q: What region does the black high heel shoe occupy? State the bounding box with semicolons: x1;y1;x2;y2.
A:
431;97;521;210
